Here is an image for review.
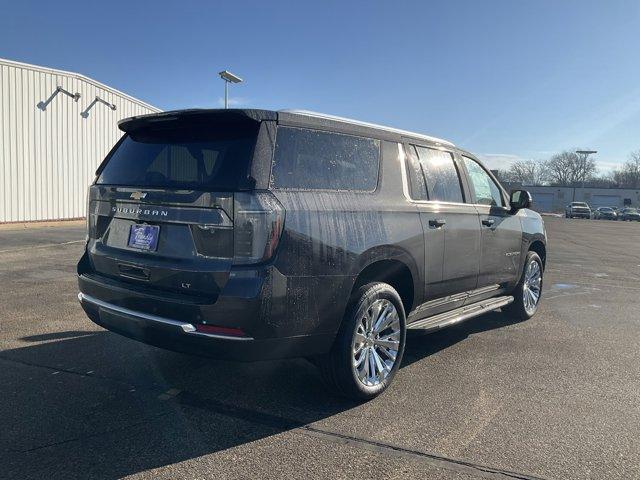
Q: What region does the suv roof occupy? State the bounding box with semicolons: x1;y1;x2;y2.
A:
118;108;456;149
280;109;455;147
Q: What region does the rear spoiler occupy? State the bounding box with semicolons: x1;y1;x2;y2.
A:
118;109;277;133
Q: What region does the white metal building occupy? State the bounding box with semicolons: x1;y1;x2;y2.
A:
525;185;640;213
0;58;161;223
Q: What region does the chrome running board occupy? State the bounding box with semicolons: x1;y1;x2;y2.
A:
407;295;513;331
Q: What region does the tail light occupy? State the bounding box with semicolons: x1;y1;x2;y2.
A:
233;192;285;265
86;188;97;240
191;224;234;258
86;187;109;240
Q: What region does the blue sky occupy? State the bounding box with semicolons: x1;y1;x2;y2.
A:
1;0;639;171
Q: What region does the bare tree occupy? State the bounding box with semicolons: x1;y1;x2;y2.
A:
492;169;512;185
507;159;548;185
545;150;597;186
611;150;640;188
584;175;615;188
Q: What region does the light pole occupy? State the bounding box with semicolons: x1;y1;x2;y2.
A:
575;149;597;202
218;70;243;109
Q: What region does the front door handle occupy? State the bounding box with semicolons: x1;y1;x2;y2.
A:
429;218;446;228
482;218;495;227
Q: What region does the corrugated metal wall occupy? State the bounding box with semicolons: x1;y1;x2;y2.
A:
0;58;161;222
526;185;640;212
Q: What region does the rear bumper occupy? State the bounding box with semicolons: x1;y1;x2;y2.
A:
78;291;334;361
77;271;336;361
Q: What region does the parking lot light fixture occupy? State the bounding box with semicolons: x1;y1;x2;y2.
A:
218;70;243;109
575;150;598;199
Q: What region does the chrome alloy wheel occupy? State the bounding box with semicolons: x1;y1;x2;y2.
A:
523;260;542;315
352;299;401;387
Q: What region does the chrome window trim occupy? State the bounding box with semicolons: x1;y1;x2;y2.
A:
78;292;254;341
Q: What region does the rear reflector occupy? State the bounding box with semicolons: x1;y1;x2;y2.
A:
194;324;246;337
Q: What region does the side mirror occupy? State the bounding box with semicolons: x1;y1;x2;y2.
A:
510;189;532;211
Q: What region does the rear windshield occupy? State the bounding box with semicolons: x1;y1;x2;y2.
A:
97;122;258;190
572;202;588;207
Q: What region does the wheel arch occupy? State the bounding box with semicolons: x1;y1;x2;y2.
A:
528;240;547;268
350;249;419;316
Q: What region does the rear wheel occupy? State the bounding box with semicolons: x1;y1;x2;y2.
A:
318;282;406;400
505;251;543;321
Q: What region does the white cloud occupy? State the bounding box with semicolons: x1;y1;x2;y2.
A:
597;160;625;174
216;96;250;108
477;153;528;170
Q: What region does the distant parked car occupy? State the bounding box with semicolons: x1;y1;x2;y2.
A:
618;208;640;221
593;207;617;220
565;202;591;219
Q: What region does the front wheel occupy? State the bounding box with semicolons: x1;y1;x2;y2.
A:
318;282;406;400
504;251;543;321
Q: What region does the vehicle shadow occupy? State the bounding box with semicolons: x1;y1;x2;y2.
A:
1;309;523;479
403;309;527;367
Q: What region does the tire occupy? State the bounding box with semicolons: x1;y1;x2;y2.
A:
504;251;543;321
318;282;406;400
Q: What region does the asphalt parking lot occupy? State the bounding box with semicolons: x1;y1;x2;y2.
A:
1;216;639;480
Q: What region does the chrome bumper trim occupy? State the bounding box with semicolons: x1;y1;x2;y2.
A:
78;292;254;341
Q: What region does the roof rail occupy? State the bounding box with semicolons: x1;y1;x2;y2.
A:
279;109;455;147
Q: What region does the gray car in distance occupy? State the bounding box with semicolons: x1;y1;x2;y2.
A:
593;207;618;220
618;208;640;221
78;109;547;400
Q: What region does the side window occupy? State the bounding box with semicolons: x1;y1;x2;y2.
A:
404;145;428;200
415;146;464;203
462;156;505;207
271;127;380;190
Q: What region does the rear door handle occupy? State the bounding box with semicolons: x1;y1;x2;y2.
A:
482;218;495;227
428;218;446;228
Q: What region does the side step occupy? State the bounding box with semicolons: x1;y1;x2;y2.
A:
407;295;514;331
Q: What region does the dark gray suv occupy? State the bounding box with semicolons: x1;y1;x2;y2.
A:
78;109;547;400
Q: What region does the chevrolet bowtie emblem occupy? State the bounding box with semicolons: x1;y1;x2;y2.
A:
130;191;147;200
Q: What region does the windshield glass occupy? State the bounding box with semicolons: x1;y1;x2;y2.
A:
97;122;258;190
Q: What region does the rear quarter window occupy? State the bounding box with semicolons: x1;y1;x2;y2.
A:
271;126;380;191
